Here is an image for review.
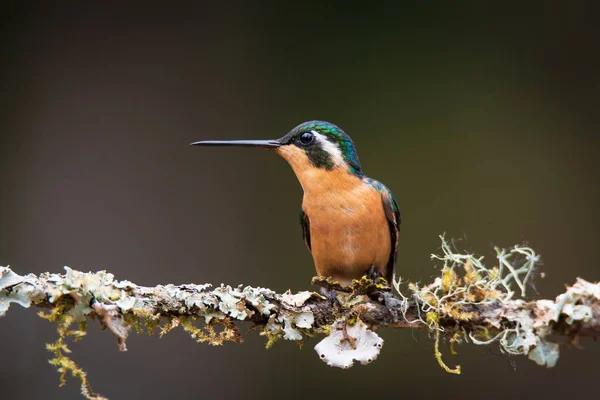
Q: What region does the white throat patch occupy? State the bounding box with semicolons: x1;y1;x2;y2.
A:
311;130;345;167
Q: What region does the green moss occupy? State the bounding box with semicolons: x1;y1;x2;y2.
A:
311;276;352;293
433;330;461;375
39;297;105;400
177;316;243;346
441;267;459;292
264;332;283;349
122;312;143;334
143;317;161;335
426;311;439;326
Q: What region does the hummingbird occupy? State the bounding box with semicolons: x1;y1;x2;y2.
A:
191;121;400;287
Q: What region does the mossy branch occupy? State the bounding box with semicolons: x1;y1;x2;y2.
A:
1;236;599;400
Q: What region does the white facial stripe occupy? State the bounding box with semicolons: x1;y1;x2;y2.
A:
311;130;345;166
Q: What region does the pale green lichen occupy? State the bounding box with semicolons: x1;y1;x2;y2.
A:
38;298;105;400
280;290;324;307
0;267;46;315
258;290;322;343
115;292;137;311
393;235;598;372
391;235;544;371
280;310;315;340
1;235;598;398
314;318;383;368
0;264;320;399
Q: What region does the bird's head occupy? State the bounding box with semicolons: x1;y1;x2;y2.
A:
275;121;362;178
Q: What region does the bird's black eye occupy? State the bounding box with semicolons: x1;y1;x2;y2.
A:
298;132;315;146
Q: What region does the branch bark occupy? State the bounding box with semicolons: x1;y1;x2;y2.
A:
1;266;598;358
1;238;599;399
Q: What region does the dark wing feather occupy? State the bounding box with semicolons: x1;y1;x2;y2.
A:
299;208;311;252
381;188;400;283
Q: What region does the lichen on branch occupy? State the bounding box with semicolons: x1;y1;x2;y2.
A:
1;236;599;400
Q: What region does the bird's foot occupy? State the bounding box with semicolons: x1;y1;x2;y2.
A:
366;265;382;281
350;266;392;296
312;276;352;293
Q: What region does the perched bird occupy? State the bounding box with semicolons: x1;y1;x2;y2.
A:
191;121;400;286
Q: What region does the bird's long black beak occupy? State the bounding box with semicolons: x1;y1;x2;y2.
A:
190;139;281;148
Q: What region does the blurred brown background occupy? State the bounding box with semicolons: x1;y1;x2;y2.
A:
1;3;599;399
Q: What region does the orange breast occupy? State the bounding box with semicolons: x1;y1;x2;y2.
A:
301;171;391;285
275;145;392;285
